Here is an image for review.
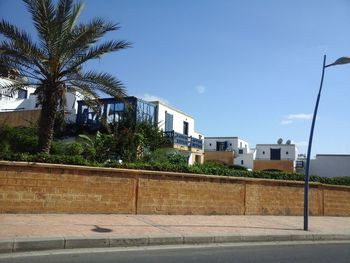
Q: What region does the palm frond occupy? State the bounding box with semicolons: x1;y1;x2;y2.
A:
61;40;131;76
23;0;56;54
68;71;126;99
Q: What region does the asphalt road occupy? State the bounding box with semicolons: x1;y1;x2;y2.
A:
1;242;350;263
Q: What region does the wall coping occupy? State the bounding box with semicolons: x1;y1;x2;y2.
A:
0;160;349;190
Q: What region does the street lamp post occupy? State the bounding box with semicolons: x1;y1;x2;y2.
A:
304;55;350;231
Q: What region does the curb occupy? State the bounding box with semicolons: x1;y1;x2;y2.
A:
1;234;350;254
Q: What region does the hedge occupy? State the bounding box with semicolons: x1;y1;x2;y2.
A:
0;153;349;186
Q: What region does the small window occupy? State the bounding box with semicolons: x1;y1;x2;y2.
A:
209;143;212;146
263;151;265;155
17;89;27;99
286;151;289;155
238;149;243;154
230;143;232;146
241;160;244;165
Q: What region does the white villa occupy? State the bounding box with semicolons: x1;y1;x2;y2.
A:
204;137;298;172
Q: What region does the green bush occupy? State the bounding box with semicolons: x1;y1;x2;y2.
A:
0;125;38;154
229;165;248;171
50;141;66;155
65;142;84;156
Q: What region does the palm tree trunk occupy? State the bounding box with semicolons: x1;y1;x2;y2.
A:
38;94;58;153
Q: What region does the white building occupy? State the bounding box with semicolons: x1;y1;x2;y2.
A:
151;101;204;164
309;154;350;178
204;137;255;170
254;142;297;172
255;143;297;161
0;77;37;111
1;77;78;124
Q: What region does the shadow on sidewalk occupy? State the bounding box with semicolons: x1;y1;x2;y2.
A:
91;225;113;233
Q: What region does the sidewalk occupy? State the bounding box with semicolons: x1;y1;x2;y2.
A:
1;214;350;253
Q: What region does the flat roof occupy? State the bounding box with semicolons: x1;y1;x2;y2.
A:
256;144;295;146
316;154;350;157
205;136;238;139
150;100;193;119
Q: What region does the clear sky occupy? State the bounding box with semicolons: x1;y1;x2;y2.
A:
1;0;350;157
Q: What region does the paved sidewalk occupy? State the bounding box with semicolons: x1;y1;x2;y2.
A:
0;214;349;253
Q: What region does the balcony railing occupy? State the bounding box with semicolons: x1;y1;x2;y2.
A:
164;131;203;150
190;137;203;149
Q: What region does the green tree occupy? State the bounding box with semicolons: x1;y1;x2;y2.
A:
0;0;131;153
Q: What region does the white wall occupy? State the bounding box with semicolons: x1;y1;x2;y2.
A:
155;102;200;139
255;144;296;160
204;137;251;152
204;137;239;151
234;152;254;170
310;155;350;178
204;137;254;169
1;78;78;123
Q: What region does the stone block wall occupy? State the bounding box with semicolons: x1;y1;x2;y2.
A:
0;161;349;216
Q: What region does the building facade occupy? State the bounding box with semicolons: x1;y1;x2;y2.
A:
309;154;350;178
0;75;78;126
204;137;254;170
254;143;297;172
76;97;204;165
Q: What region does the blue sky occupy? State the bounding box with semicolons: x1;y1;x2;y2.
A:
1;0;350;156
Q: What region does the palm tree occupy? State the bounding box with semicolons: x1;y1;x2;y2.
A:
0;0;131;153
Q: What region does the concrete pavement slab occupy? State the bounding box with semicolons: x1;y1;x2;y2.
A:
109;236;149;247
0;239;13;253
64;237;109;249
14;237;64;252
148;235;183;245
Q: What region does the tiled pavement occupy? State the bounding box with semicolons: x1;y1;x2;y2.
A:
0;214;349;253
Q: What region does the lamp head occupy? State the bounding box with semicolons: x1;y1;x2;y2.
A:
326;57;350;67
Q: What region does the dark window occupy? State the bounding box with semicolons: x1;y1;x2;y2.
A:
17;89;27;99
241;160;244;165
209;143;212;146
183;121;189;135
165;112;173;132
270;148;281;160
230;143;232;146
286;151;289;155
238;149;243;154
216;141;227;151
263;151;265;155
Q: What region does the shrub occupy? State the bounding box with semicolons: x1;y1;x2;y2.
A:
65;142;84;156
0;125;38;154
50;141;66;155
229;165;248;171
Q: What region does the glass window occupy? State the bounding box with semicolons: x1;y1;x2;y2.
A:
165;112;173;131
216;141;227;151
115;103;124;111
137;100;156;124
270;148;281;160
241;160;244;165
239;149;243;154
17;89;27;99
183;121;189;135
